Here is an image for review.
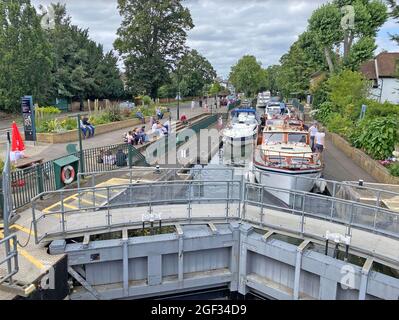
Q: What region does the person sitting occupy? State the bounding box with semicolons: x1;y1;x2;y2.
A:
134;128;143;145
180;114;188;125
136;111;145;124
163;119;171;136
139;126;149;143
156;121;165;137
115;149;127;167
156;108;164;120
103;151;116;165
125;131;134;144
81;117;95;138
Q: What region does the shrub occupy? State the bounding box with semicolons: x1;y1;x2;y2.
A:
388;163;399;177
363;100;399;118
311;79;329;107
326;113;353;138
40;119;61;133
142;95;152;106
60;118;77;131
315;101;334;124
327;70;368;113
351;116;398;160
104;104;122;122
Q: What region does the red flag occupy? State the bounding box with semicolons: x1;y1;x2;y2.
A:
11;121;25;152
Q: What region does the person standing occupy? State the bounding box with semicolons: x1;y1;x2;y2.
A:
279;102;286;115
309;122;318;152
315;127;326;157
191;100;195;110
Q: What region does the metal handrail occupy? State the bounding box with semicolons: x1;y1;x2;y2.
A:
31;179;399;244
76;166;399;201
253;167;399;200
0;234;19;285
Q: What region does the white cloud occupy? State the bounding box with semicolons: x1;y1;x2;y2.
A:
31;0;398;78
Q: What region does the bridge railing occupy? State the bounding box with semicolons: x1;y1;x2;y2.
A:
31;178;399;244
32;180;242;243
254;169;399;209
0;233;19;285
243;182;399;241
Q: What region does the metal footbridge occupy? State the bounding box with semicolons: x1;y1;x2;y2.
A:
1;167;399;300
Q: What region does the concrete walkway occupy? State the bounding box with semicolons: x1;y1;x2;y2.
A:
324;136;376;183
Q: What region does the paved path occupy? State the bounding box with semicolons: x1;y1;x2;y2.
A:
0;104;210;162
323;136;376;183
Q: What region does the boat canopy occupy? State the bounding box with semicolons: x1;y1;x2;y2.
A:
231;108;256;116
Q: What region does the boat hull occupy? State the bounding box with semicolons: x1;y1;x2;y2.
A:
253;164;322;205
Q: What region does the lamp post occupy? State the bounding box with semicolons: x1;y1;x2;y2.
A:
177;79;181;121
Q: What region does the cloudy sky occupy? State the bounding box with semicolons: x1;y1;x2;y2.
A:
31;0;398;78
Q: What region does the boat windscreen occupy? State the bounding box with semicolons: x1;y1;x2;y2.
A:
288;133;307;143
264;133;284;143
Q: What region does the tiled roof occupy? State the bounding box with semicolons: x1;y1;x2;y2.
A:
360;52;399;79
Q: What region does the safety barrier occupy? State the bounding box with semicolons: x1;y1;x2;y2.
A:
0;234;19;285
31;176;399;244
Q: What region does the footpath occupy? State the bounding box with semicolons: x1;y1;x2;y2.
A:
303;104;376;183
0;103;208;163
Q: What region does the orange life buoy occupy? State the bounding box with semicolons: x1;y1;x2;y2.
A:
61;165;75;185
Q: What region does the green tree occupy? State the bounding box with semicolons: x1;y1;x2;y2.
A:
229;55;263;97
308;1;388;73
308;3;342;73
0;0;53;112
327;69;369;118
208;81;222;96
275;40;318;99
114;0;194;99
387;0;399;44
45;3;124;102
161;49;216;98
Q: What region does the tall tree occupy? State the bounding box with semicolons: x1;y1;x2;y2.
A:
387;0;399;44
276;40;318;99
44;3;124;102
229;55;263;97
160;49;216;98
0;0;53;112
308;1;388;73
114;0;194;99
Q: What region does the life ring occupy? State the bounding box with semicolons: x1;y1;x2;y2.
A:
61;165;75;185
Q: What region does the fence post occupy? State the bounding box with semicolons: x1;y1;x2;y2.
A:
77;114;85;175
128;144;133;169
36;165;44;197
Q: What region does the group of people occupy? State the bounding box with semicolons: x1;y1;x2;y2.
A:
309;122;326;154
125;127;149;145
151;117;171;138
99;149;127;167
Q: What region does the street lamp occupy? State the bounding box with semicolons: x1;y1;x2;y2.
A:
177;78;181;121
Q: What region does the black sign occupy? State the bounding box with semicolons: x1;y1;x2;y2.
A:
21;96;36;141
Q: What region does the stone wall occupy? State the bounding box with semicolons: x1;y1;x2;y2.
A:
328;132;399;184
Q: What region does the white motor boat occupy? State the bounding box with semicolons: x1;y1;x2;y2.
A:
252;116;323;205
222;109;259;147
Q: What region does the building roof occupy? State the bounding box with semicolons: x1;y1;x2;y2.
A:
360;52;399;80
